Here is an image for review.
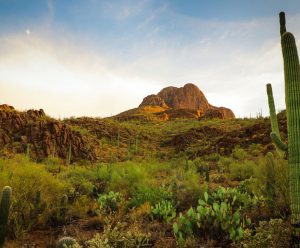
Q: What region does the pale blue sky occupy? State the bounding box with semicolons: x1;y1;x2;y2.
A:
0;0;299;117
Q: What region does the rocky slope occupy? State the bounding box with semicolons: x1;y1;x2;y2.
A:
139;83;235;120
0;104;99;162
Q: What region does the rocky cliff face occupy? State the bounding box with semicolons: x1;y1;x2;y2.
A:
139;83;235;119
0;104;98;162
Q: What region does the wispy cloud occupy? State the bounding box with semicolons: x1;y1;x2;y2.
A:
0;5;299;118
100;0;149;20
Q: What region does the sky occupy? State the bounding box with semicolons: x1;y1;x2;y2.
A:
0;0;300;118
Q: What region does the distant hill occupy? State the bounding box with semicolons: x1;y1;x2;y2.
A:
117;83;235;121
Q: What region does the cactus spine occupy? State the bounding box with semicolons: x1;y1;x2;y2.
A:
267;12;300;246
0;186;12;248
57;237;78;248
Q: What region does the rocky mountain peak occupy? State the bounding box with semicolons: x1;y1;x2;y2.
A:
139;83;235;119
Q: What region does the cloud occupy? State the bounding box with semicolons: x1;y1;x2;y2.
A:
46;0;55;24
100;0;149;20
0;8;300;118
0;34;152;118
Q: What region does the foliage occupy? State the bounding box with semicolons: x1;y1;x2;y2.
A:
150;200;176;223
97;191;124;213
173;187;257;246
85;222;152;248
130;185;172;208
0;155;68;238
58;167;96;196
232;147;248;161
241;219;290;248
229;160;256;181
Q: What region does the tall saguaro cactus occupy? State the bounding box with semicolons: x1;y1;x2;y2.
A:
0;186;12;248
267;12;300;247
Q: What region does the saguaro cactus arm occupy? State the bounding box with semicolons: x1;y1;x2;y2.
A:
266;83;287;154
270;132;287;151
280;12;287;36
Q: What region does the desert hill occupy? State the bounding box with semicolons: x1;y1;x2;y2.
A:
117;83;235;121
0;102;286;163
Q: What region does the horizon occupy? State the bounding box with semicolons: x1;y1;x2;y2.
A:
0;0;300;118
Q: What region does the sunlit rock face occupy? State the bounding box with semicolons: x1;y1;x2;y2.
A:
139;83;235;119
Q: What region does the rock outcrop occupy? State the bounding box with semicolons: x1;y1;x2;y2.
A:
0;104;98;162
139;83;235;119
139;95;168;109
201;107;235;120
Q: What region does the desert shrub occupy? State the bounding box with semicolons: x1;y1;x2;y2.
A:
232;147;248;161
256;155;289;217
203;153;220;162
272;157;289;216
217;156;234;173
130;202;151;221
237;178;264;199
97;191;124;213
173;187;258;246
0;155;68;238
174;167;202;210
211;174;227;183
108;162;149;196
241;219;290;248
68;195;92;219
229;160;256;181
248;144;263;157
85;222;151;248
58;167;96;197
193;158;209;175
130;185;172;208
150;200;176;223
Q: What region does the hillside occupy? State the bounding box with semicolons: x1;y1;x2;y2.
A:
0;103;286;163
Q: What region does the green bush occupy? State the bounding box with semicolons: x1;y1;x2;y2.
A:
229;160;256;181
241;219;290;248
108;162;149;196
174;167;202;210
217;156;234;173
0;155;68;238
97;191;124;213
232;147;248;161
58;167;96;196
85;222;151;248
150;200;176;223
130;185;172;208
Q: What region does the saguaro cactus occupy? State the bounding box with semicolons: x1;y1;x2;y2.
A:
283;32;300;248
266;12;300;246
0;186;12;248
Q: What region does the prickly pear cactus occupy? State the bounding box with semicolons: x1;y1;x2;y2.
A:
0;186;12;248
